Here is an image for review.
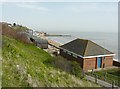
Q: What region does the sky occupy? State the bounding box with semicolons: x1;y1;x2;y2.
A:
1;0;119;32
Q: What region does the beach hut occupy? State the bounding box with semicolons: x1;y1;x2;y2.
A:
26;29;33;35
28;35;48;49
35;38;48;49
59;38;115;71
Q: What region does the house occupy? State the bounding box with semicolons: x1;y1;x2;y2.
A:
33;31;40;36
34;38;48;49
29;35;48;49
59;38;115;71
38;32;47;37
26;29;33;35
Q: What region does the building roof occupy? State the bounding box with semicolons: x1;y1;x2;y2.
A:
60;38;114;57
28;34;48;44
35;38;48;44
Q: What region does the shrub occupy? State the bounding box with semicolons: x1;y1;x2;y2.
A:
44;56;72;73
71;61;83;78
44;56;84;78
1;23;31;44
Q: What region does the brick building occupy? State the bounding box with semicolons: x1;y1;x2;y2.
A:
59;38;115;71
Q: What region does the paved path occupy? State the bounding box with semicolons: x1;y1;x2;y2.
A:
85;75;120;89
48;39;62;49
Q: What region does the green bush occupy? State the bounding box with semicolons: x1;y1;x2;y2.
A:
45;56;84;78
71;61;83;78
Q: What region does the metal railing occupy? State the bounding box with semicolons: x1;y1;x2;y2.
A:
85;71;120;87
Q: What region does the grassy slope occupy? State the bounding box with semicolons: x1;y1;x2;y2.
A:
0;35;2;88
0;48;1;88
2;36;100;87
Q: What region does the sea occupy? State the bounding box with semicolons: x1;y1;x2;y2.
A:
46;31;119;62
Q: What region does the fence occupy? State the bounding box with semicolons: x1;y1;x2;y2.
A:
85;70;120;87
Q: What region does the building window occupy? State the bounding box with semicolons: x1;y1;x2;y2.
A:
73;54;78;58
67;51;71;55
63;49;66;53
60;49;63;51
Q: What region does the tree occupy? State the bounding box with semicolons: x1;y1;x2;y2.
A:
13;23;16;26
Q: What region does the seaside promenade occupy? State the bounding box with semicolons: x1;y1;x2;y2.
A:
39;36;62;49
47;39;62;49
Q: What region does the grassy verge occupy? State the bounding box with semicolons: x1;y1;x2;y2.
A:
0;49;2;89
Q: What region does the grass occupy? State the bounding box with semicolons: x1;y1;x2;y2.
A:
0;49;2;89
0;36;2;88
44;56;84;78
2;36;100;87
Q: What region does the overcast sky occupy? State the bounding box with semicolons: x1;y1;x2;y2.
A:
1;0;118;32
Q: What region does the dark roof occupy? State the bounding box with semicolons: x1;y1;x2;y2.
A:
60;38;114;57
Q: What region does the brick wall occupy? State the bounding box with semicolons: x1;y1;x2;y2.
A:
83;58;97;71
83;56;113;71
102;56;113;67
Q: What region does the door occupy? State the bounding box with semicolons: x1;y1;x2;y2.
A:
97;57;102;68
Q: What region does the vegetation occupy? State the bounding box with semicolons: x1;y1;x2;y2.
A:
2;36;100;87
45;56;84;79
1;22;31;44
13;23;16;26
12;24;30;31
0;49;2;89
1;22;101;87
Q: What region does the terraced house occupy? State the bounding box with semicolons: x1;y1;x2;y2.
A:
59;38;115;71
